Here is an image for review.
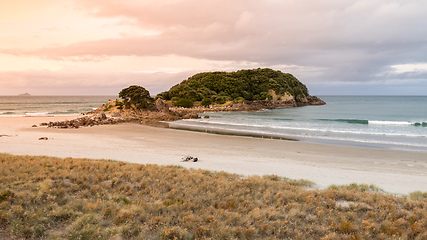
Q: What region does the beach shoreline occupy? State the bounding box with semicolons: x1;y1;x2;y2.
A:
169;119;427;152
1;116;426;195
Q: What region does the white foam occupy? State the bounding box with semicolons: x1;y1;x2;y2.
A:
369;120;412;126
178;118;427;139
0;114;26;117
25;112;50;116
172;121;427;150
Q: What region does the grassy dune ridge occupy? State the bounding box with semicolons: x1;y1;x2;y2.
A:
0;154;426;239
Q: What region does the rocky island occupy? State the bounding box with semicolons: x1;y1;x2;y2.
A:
43;68;325;128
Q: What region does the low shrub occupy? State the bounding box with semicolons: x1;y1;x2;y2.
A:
410;191;427;201
0;153;426;239
201;98;212;107
173;98;194;108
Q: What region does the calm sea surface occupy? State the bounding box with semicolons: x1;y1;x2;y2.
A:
171;96;427;152
0;96;115;117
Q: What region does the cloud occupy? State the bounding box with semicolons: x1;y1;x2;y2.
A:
392;64;427;74
0;69;198;95
1;0;427;94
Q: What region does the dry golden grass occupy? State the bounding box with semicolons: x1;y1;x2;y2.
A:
0;153;426;239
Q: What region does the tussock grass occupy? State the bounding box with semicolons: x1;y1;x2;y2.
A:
0;153;426;239
328;183;385;193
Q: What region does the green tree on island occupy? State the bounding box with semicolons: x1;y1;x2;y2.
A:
119;85;154;109
117;69;318;109
156;68;309;107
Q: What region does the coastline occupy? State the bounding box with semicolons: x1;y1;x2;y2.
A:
168;121;298;141
1;115;426;195
169;119;427;152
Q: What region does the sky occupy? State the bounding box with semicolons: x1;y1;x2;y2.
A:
1;0;427;96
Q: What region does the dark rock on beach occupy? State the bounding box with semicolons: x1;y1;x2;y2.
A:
42;115;124;129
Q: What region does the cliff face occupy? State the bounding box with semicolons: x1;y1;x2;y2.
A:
97;95;324;122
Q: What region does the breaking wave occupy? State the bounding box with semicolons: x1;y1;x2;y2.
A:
317;119;427;127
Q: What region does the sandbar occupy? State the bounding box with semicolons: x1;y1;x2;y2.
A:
1;116;426;195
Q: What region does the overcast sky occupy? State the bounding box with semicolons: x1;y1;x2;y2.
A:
1;0;427;96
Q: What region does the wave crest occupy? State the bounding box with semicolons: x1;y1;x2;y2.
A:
317;119;369;124
318;119;427;127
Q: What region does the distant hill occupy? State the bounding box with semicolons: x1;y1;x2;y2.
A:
156;68;315;106
19;93;31;96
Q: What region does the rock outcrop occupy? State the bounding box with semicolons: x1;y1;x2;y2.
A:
41;96;324;129
155;98;170;113
41;115;123;129
296;95;326;106
307;96;326;105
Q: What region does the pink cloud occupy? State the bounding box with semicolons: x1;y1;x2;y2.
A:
0;69;196;95
2;0;427;92
75;0;243;29
3;0;332;63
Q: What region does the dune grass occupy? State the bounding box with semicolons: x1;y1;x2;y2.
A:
0;153;426;239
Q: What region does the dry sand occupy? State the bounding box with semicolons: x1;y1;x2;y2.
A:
1;116;426;195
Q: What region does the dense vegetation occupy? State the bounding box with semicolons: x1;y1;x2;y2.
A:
156;68;309;106
1;154;426;239
119;85;154;109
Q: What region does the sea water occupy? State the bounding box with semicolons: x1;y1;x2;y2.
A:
0;96;115;117
3;95;426;151
170;96;427;152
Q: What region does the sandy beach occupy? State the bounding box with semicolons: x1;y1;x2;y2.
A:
1;116;426;195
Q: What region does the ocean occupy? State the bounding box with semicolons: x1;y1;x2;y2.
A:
0;95;115;117
170;96;427;152
2;95;426;152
